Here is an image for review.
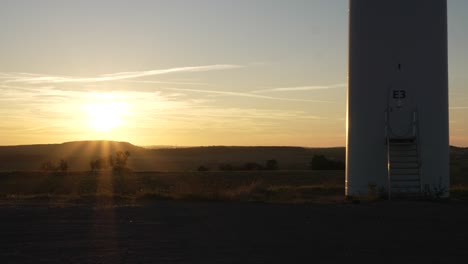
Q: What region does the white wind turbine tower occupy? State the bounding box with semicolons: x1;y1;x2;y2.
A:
346;0;449;198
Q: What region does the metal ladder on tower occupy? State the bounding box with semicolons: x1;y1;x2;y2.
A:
386;111;422;199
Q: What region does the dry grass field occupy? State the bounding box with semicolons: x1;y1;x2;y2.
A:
0;170;344;204
1;167;468;204
0;141;467;203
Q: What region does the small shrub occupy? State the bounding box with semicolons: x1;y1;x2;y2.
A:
40;159;69;175
219;164;234;171
265;159;279;170
58;159;68;173
244;162;263;171
109;150;131;174
90;157;110;173
309;155;345;170
40;161;56;172
197;165;209;172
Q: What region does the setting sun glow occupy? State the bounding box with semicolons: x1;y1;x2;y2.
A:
1;1;468;147
85;102;128;132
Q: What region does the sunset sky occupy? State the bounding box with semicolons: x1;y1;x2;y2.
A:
1;0;468;147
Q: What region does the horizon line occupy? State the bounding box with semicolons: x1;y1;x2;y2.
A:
0;140;466;149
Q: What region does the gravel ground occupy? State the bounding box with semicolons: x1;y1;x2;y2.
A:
1;200;468;263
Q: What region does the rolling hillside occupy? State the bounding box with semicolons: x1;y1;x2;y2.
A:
0;141;148;171
0;141;467;181
0;141;345;172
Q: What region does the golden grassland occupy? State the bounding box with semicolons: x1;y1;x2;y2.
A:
1;167;467;204
0;170;344;204
0;141;467;203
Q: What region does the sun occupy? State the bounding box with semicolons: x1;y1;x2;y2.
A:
85;101;127;132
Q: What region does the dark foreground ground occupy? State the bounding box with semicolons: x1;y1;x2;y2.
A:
1;200;468;263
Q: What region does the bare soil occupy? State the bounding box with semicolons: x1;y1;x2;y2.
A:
1;200;468;263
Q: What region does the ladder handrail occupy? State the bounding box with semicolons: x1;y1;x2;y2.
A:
413;109;423;193
386;107;421;199
385;109;391;199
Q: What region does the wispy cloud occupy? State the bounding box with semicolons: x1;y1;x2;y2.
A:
0;84;49;92
171;108;325;121
0;65;338;139
160;87;335;103
251;83;346;93
1;66;341;104
123;80;207;86
1;64;242;84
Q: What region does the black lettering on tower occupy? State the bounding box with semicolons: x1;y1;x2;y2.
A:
392;90;406;99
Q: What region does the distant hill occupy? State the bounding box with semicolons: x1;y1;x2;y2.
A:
0;141;148;171
0;141;347;172
0;141;146;156
1;140;464;172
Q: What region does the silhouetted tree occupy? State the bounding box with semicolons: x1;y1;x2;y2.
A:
58;159;68;173
310;155;345;170
109;150;131;173
219;164;234;171
90;160;98;173
40;159;69;175
244;162;263;171
40;160;55;172
265;159;278;170
197;165;209;172
90;157;110;172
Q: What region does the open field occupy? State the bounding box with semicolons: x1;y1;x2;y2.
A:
1;168;468;203
1;141;467;202
0;170;344;204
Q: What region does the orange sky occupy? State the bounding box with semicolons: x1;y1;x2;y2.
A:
1;1;467;147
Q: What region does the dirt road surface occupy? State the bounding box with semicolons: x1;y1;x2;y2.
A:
1;200;468;263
